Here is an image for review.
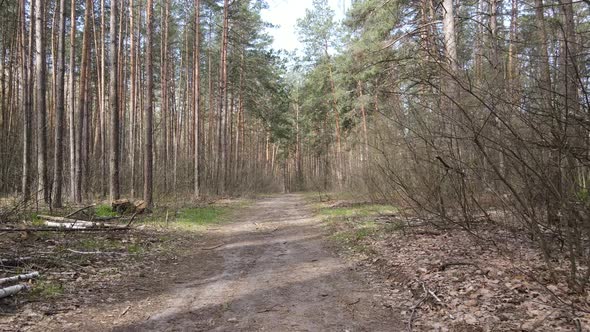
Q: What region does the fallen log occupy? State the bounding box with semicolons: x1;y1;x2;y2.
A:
39;216;120;228
43;221;88;229
0;271;40;285
0;284;30;299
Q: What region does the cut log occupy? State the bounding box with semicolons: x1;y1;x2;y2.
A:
0;284;31;299
112;199;135;214
0;271;40;285
134;200;147;214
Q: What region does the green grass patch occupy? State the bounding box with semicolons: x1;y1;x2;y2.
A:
316;202;400;255
176;206;228;226
76;238;121;251
30;280;64;299
30;213;44;227
94;204;119;218
330;221;379;254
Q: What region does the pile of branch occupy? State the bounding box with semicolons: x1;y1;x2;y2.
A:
0;271;40;299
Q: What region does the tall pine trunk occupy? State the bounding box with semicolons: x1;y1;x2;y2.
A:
34;0;49;204
109;0;120;201
194;0;201;199
144;0;154;206
53;0;66;207
21;0;33;201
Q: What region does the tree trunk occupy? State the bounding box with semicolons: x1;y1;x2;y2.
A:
129;0;136;198
69;0;76;202
75;0;92;203
21;0;33;201
161;0;170;194
53;0;66;208
109;0;120;201
35;0;49;204
144;0;154;207
216;0;229;194
194;0;201;199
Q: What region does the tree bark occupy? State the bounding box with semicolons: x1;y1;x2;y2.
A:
35;0;49;204
194;0;201;199
216;0;229;194
69;0;76;202
109;0;120;201
21;0;33;201
144;0;154;207
75;0;92;203
53;0;66;208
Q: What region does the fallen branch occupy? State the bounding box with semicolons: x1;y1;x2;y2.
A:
65;249;126;256
422;283;442;303
0;271;40;285
201;243;225;250
407;295;427;332
0;284;31;299
64;204;96;218
120;305;131;317
124;211;140;228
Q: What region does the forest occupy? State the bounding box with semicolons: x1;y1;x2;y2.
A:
1;0;590;330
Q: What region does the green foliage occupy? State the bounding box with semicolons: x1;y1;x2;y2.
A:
318;202;399;254
30;214;44;227
176;207;228;225
577;189;589;203
30;280;64;299
94;204;119;218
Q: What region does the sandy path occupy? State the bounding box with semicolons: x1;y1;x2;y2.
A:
47;194;402;331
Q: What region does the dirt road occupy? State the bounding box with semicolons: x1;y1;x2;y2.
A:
49;194;402;331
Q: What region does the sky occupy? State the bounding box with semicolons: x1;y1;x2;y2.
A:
261;0;347;52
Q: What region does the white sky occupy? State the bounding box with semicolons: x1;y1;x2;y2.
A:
261;0;347;52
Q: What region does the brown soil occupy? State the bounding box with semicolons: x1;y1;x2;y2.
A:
15;194;402;331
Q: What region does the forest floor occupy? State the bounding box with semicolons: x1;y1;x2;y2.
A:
2;193;589;331
0;194;403;331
